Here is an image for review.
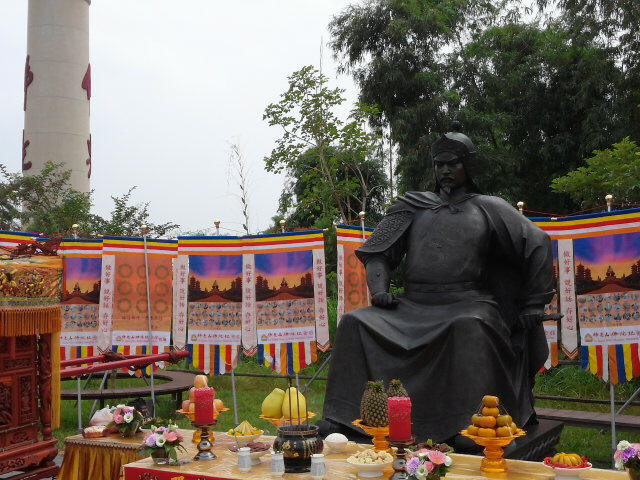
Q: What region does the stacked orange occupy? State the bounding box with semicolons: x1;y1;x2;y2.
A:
466;395;519;438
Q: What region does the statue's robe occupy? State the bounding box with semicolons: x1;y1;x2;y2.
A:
323;191;554;442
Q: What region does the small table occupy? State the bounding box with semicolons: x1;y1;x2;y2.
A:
58;431;147;480
121;432;629;480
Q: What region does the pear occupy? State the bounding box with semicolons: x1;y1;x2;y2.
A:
261;388;286;418
282;387;307;420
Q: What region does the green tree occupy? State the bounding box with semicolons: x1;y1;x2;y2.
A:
0;162;93;235
550;137;640;208
0;163;177;238
264;66;388;227
329;0;635;212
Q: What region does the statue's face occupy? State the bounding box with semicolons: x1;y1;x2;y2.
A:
433;151;467;191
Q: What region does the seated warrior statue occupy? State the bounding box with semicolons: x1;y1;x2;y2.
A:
321;122;554;445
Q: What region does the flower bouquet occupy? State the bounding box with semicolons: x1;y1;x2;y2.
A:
108;404;144;437
614;441;640;479
140;424;187;465
406;441;453;480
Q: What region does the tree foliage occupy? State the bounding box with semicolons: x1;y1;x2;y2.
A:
329;0;638;212
550;137;640;208
0;163;177;238
264;66;388;228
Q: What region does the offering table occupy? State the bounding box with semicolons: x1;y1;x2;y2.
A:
121;431;627;480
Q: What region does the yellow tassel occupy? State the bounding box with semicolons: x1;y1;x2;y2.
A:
0;306;61;336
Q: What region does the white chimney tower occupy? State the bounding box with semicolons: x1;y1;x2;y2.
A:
23;0;91;192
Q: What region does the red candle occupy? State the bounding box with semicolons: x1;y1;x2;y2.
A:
194;387;215;425
388;397;412;441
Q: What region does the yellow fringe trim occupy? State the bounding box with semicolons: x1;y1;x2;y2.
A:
0;306;61;336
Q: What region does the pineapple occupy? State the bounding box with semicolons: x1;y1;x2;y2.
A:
387;379;408;398
360;380;389;427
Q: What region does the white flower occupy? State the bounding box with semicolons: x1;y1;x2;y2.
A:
615;458;624;470
116;404;126;409
123;412;133;423
415;465;427;480
418;452;428;459
444;455;452;467
155;435;166;447
618;440;631;451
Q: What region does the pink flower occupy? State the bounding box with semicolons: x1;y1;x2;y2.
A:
424;461;434;473
164;431;178;442
176;432;184;442
427;450;447;465
112;414;124;424
113;408;122;417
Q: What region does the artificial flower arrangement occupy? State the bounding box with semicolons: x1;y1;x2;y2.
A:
405;440;453;480
614;440;640;476
140;424;186;464
108;404;144;437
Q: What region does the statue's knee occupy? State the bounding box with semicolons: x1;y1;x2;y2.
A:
337;313;360;331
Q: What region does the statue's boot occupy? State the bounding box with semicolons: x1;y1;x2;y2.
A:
316;418;371;443
449;434;483;454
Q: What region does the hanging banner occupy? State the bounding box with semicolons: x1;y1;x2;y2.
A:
0;230;37;251
244;231;326;374
0;255;62;308
177;236;242;375
59;238;102;360
172;255;189;350
557;239;578;358
336;224;373;322
574;230;640;384
98;236;177;355
541;239;559;370
534;208;640;382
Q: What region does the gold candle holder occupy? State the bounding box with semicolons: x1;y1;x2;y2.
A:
460;428;525;478
352;419;391;453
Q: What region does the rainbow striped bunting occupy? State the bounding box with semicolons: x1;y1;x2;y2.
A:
336;224;373;245
102;236;178;255
581;344;640;385
256;341;318;375
59;238;102;256
187;344;238;375
0;229;37;249
531;207;640;239
60;345;95;363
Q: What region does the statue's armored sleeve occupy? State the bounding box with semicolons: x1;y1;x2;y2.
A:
355;210;413;270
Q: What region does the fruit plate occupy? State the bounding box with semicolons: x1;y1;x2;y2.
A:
259;411;316;427
345;459;393;478
542;462;592;480
229;447;271;465
222;431;264;445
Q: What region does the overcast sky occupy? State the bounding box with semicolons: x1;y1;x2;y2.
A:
0;0;359;236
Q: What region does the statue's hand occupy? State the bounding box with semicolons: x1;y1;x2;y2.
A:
518;306;544;330
371;292;399;309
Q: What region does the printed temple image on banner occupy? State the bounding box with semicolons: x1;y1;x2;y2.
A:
575;232;640;346
61;256;101;349
187;254;242;345
255;250;315;345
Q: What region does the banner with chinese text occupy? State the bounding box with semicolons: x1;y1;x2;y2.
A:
534;208;640;383
177;236;242;375
59;238;102;360
336;224;372;323
541;239;559;370
98;236;177;357
244;231;328;374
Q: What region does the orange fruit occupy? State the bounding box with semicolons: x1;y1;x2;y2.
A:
496;415;512;427
496;426;511;437
467;425;479;436
478;415;496;428
471;414;483;427
482;407;500;417
482;395;499;408
478;428;497;438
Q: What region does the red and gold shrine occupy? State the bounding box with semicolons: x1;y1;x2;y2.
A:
0;254;62;479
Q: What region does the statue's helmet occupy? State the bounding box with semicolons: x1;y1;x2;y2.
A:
431;121;481;193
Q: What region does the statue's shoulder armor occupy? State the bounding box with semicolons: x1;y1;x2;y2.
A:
358;210;414;253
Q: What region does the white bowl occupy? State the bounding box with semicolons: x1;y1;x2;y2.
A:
346;459;393;478
325;438;349;453
230;447;271;465
223;431;263;446
543;462;592;480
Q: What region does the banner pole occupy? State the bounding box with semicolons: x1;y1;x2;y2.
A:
142;224;156;417
216;220;239;424
71;223;83;432
605;194;615;466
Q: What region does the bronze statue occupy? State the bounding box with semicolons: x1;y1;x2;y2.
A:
321;122;554;446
